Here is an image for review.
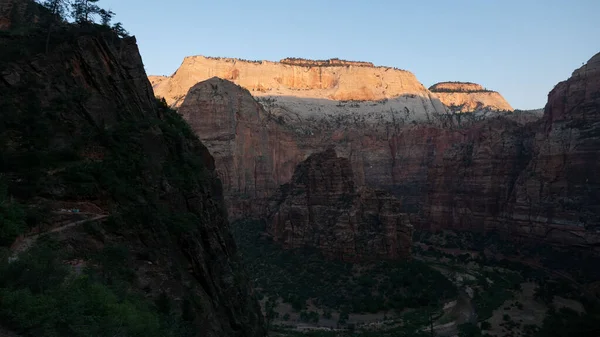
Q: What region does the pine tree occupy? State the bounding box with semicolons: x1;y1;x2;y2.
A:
40;0;69;20
38;0;69;54
71;0;101;23
98;8;115;26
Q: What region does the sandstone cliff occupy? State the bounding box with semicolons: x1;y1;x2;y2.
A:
175;51;600;251
429;81;513;112
0;3;265;336
152;55;448;120
178;77;304;219
265;149;413;261
502;52;600;246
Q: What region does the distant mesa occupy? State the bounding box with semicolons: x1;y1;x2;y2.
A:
429;81;513;112
150;54;444;111
429;81;492;93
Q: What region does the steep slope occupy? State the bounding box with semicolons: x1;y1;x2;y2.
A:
177;77;304;219
503;52;600;247
152;55;448;120
0;3;264;336
265;149;413;261
429;82;513;112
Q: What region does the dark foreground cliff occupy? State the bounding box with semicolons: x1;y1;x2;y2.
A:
0;2;264;336
265;149;413;261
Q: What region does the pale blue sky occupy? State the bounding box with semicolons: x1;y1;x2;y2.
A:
100;0;599;109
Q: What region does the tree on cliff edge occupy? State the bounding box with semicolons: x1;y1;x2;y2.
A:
41;0;69;18
71;0;101;23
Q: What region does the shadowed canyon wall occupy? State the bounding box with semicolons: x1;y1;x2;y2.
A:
265;148;413;261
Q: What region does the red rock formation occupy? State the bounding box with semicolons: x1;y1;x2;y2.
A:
502;52;600;247
266;148;413;261
177;77;304;219
176;52;600;251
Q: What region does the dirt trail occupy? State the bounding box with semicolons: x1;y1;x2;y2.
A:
9;213;109;261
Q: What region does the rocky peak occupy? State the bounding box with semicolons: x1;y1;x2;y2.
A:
544;51;600;126
266;149;413;261
429;81;513;112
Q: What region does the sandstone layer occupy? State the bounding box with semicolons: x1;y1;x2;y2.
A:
265;148;413;261
429;81;513;112
152;55;448;120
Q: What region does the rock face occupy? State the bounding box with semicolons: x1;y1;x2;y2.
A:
171;52;600;251
265;149;413;261
0;0;42;30
0;4;265;336
152;55;448;120
430;81;513;112
178;77;304;219
502;52;600;246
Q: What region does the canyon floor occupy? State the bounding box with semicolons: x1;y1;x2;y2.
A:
232;220;599;337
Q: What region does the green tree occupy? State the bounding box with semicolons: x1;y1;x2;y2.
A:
98;8;114;26
111;22;130;37
40;0;69;18
71;0;101;23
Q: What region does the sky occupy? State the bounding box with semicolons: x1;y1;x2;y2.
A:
100;0;600;110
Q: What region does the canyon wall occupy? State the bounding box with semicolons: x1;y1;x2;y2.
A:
265;149;413;261
171;52;599;250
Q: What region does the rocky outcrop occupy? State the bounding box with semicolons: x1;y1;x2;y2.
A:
149;74;168;87
265;149;413;261
178;77;304;219
0;4;265;336
429;81;513;112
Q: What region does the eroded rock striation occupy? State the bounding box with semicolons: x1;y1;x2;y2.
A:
265;148;413;261
429;81;513;112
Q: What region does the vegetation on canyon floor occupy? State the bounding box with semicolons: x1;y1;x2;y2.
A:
233;220;600;336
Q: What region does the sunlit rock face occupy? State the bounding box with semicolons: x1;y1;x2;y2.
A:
150;55;448;118
429;81;514;112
